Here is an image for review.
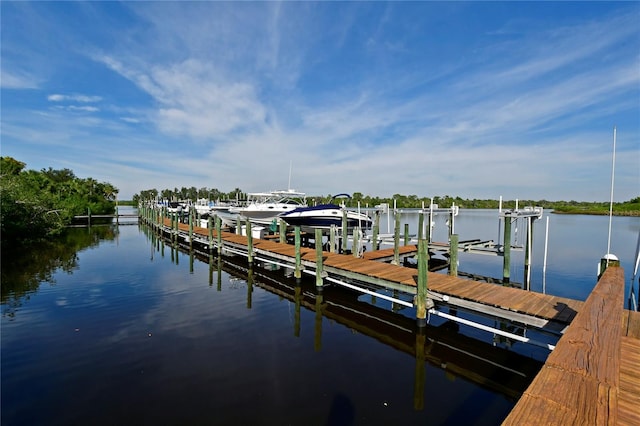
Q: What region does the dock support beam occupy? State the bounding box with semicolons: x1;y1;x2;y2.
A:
315;228;325;288
449;234;458;276
294;226;302;281
279;219;286;244
502;215;512;284
372;211;380;251
393;211;401;265
246;219;253;265
416;238;430;327
341;211;348;254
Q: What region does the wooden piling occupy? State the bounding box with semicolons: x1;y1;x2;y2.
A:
372;211;380;251
246;219;253;264
416;238;429;327
418;212;424;242
329;225;336;253
449;233;459;277
393;211;401;265
294;226;302;281
216;216;222;254
315;228;324;287
279;219;286;244
341;211;348;253
404;223;410;246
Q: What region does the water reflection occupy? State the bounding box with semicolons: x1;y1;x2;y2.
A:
1;226;117;319
184;244;543;406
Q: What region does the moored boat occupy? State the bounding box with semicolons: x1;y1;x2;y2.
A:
230;189;307;226
279;202;373;232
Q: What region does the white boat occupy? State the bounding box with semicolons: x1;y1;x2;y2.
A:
279;201;373;232
230;189;307;227
193;198;214;217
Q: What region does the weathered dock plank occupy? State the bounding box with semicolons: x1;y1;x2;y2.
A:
502;266;626;426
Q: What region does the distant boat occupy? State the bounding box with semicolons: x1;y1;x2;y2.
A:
228;189;307;227
280;195;372;232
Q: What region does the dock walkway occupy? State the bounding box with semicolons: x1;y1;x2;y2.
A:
171;219;582;330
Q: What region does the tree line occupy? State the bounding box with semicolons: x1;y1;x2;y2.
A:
1;156;118;245
134;187;639;214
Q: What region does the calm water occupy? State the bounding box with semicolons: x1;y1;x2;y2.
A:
2;208;638;425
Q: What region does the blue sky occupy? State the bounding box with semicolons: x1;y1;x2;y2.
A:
1;2;638;201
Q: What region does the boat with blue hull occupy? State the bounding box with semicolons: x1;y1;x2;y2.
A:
280;203;373;231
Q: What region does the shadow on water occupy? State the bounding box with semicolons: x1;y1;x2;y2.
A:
326;393;356;426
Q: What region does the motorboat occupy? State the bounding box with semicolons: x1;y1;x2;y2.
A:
279;202;373;232
229;189;307;227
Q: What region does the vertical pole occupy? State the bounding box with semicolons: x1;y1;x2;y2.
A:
329;225;336;253
372;211;380;251
524;217;533;290
341;210;348;253
246;219;253;264
503;214;512;285
279;219;286;243
188;209;194;248
216;216;222;256
393;211;400;265
294;226;302;281
88;208;91;227
416;238;429;327
449;234;458;277
208;216;213;253
418;212;424;242
404;223;410;246
315;228;324;288
352;228;360;258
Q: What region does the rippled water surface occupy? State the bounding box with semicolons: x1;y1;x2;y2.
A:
2;208;638;425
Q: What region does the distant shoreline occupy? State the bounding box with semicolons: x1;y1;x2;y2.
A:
551;210;640;217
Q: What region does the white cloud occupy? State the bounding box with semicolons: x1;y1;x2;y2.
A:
48;94;102;103
0;69;40;89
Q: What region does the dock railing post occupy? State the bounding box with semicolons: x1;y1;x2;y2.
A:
449;234;459;276
88;208;91;227
418;212;424;243
279;219;286;244
208;216;213;253
341;211;348;253
416;238;430;327
188;209;193;248
372;211;380;251
216;215;222;256
315;228;325;288
294;226;302;281
404;223;410;246
329;225;336;253
503;213;512;285
393;211;401;265
246;219;253;264
353;228;360;258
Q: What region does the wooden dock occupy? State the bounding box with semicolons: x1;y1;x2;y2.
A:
143;212;639;424
503;266;640;425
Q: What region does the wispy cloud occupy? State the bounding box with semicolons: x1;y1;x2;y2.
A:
48;94;102;103
1;69;40;89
